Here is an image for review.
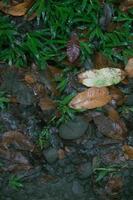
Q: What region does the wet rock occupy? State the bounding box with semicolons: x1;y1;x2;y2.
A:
125;94;133;106
16;83;35;105
0;111;19;130
59;116;88;140
78;162;93;179
72;180;84;196
43;148;58;164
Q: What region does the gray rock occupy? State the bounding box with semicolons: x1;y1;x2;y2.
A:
72;180;84;196
59;116;88;140
125;95;133;106
43;148;58;164
78;162;93;179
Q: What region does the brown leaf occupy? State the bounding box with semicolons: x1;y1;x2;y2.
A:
69;87;111;110
122;144;133;160
119;0;133;11
58;149;65;160
2;131;34;151
106;177;123;193
125;58;133;78
67;32;80;63
0;0;34;16
39;96;56;111
93;52;114;69
109;87;125;106
48;65;62;78
43;67;59;96
24;73;36;84
0;148;32;172
93;112;127;140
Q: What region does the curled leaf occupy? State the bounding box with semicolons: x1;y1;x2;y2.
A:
78;68;126;87
67;32;80;63
69;87;111;110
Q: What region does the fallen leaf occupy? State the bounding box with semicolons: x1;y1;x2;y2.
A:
0;0;34;16
0;147;32;172
119;0;133;11
39;96;56;111
24;73;36;84
125;58;133;78
109;87;125;106
58;149;65;160
78;68;126;87
93;52;113;69
92;112;127;140
48;65;62;77
122;144;133;160
2;131;34;151
106;177;123;193
69;87;111;110
105;105;120;121
67;32;80;63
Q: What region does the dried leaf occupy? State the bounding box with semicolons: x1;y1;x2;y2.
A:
109;87;125;106
69;87;111;110
125;58;133;78
58;149;65;160
2;131;34;151
93;52;113;69
0;0;34;16
48;65;62;77
119;0;133;11
24;73;36;84
67;32;80;63
93;112;127;140
39;96;56;111
78;68;126;87
106;177;123;193
122;144;133;160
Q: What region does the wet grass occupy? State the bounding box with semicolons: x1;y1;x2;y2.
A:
0;0;133;68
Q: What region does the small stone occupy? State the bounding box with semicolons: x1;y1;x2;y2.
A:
72;180;84;196
59;116;88;140
125;95;133;106
43;148;58;164
78;162;93;179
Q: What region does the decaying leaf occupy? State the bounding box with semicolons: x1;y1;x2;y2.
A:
119;0;133;11
125;58;133;78
24;73;37;84
78;68;126;87
109;87;125;106
2;131;34;151
122;144;133;160
69;87;111;110
106;177;123;193
67;32;80;63
92;112;127;140
39;96;56;111
0;0;34;16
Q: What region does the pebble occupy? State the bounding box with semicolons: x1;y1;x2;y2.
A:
72;180;84;196
43;148;58;164
78;162;93;179
125;94;133;106
59;116;88;140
